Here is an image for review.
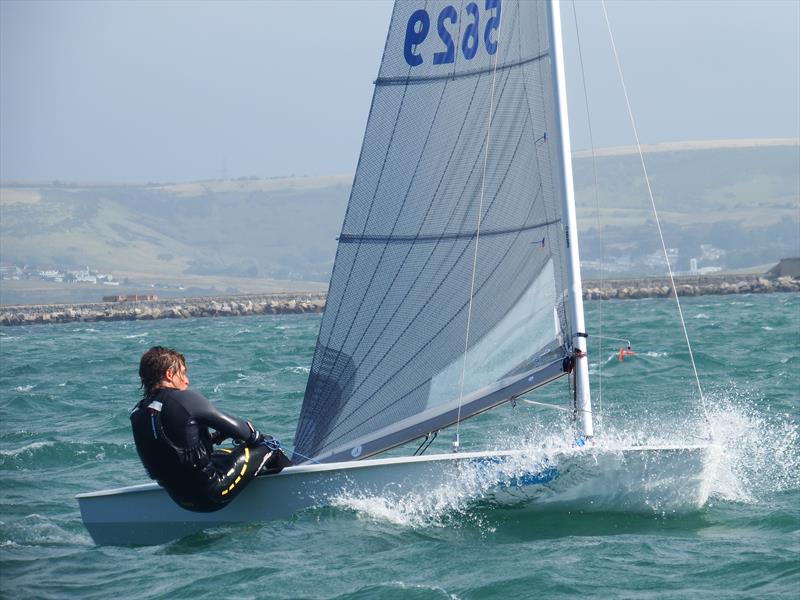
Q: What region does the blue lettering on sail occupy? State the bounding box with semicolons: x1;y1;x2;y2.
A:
403;0;502;67
432;6;457;65
403;9;430;67
461;3;480;60
484;0;501;54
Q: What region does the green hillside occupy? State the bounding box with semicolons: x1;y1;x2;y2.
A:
571;142;799;274
1;177;351;283
1;141;798;296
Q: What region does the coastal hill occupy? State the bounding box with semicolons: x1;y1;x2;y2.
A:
1;139;798;304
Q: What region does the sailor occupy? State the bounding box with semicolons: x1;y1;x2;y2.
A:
130;346;291;512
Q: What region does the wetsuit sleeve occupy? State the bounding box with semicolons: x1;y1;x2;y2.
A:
176;389;255;443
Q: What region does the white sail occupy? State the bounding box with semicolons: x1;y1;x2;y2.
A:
294;0;578;463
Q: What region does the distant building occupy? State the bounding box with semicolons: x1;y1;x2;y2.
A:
767;258;800;279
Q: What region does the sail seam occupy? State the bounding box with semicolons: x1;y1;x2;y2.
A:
306;65;520;441
314;67;549;450
307;69;456;426
375;51;548;87
303;67;491;434
322;173;545;450
322;188;544;450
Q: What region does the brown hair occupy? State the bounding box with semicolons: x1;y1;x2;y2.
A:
139;346;185;399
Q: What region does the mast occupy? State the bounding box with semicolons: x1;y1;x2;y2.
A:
546;0;593;437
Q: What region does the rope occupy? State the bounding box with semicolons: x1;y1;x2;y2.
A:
414;430;439;456
596;335;631;347
600;0;711;429
455;2;505;449
288;447;322;465
521;399;571;413
570;0;605;433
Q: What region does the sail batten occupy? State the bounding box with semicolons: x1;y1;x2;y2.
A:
294;0;573;463
339;219;560;244
375;50;549;86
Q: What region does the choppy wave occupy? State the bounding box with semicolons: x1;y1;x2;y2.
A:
0;440;131;469
704;393;800;503
329;385;798;528
0;296;797;599
0;513;87;547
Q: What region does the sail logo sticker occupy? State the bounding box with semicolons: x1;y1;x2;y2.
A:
500;466;559;488
350;446;363;458
404;0;501;67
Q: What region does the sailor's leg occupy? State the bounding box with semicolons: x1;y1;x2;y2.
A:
259;447;293;475
195;444;271;511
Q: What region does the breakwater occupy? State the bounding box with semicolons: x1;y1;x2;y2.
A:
583;274;799;300
1;275;797;326
0;292;326;327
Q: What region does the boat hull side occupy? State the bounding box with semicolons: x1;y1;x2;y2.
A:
77;444;715;545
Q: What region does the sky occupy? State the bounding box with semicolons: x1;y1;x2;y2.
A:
1;0;798;183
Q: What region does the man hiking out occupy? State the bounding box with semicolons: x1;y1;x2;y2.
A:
130;346;290;512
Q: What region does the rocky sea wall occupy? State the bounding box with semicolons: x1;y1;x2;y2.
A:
1;275;798;326
0;293;326;327
583;274;799;300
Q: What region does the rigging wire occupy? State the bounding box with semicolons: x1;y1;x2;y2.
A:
285;447;322;465
521;399;571;412
600;0;712;430
570;0;605;433
455;2;505;450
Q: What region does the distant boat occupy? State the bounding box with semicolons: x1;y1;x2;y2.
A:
78;0;715;546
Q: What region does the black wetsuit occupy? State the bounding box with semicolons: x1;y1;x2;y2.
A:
130;388;288;512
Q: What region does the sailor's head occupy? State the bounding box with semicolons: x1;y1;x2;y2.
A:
139;346;188;398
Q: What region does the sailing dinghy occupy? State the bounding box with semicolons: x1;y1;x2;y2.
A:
78;0;715;545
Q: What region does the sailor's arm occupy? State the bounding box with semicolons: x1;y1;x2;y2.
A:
180;390;263;445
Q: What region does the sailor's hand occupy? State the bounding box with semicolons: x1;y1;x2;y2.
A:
246;421;265;446
263;437;281;451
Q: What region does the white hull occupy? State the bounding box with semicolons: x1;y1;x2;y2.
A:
78;443;716;545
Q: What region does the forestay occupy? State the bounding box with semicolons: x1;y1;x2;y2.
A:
293;0;574;464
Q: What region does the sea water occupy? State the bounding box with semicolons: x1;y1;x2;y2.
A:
1;293;797;599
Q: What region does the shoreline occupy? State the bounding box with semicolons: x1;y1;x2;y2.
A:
1;275;797;327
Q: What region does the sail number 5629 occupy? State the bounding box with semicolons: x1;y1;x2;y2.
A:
403;0;501;67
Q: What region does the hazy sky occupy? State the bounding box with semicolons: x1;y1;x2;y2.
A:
1;0;798;183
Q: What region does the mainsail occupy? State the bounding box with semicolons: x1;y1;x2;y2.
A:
293;0;574;463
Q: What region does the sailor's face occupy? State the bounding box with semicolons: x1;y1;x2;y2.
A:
166;363;189;390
